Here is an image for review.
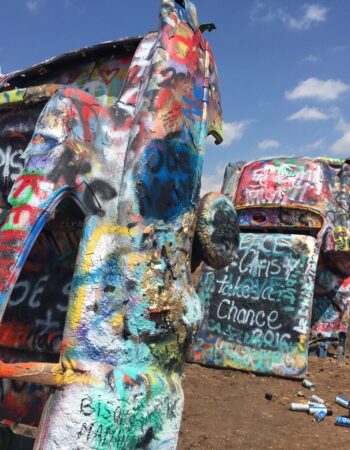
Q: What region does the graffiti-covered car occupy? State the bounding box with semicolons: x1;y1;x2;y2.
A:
190;157;350;378
0;1;238;448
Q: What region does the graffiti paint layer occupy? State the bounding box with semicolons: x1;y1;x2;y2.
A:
191;157;350;376
191;233;318;377
0;0;238;448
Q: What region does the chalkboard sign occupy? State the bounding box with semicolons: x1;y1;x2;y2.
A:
190;233;319;378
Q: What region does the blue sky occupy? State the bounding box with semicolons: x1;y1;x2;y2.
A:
1;0;350;193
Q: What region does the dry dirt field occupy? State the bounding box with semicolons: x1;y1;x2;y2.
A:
178;356;350;450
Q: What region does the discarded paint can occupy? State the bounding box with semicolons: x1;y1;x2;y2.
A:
290;403;309;412
309;401;324;407
265;392;273;401
313;410;326;422
311;395;325;404
309;406;333;416
335;395;350;409
336;416;350;427
302;379;315;391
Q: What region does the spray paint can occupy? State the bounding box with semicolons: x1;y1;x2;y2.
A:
309;401;324;407
309;406;333;416
313;410;327;422
311;395;325;404
290;403;309;412
335;416;350;427
302;379;315;391
335;395;350;409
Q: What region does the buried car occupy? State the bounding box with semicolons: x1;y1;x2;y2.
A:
0;0;238;448
190;157;350;378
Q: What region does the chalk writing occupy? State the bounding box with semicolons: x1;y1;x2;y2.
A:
191;233;319;377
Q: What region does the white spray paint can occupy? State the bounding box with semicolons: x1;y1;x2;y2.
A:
309;406;333;416
335;395;350;409
302;379;315;391
290;403;309;412
311;395;325;404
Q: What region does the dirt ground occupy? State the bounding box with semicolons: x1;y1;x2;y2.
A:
178;356;350;450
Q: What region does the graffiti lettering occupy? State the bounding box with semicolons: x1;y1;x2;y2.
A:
0;146;24;183
193;232;318;376
216;299;282;331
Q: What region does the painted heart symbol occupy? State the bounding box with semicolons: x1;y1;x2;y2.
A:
98;67;121;84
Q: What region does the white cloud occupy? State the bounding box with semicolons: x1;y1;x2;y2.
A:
285;4;328;30
304;138;325;151
303;4;328;22
26;0;45;10
336;116;350;133
331;132;350;154
257;139;280;150
331;118;350;154
200;165;226;195
209;120;249;147
287;106;329;121
329;45;346;54
285;78;350;101
258;153;291;160
250;1;276;23
250;2;328;31
303;54;319;63
286;138;325;155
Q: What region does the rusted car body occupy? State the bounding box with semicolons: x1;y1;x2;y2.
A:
0;1;238;448
191;158;350;377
